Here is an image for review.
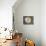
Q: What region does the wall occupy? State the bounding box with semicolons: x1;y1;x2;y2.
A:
0;0;17;39
0;0;16;30
41;0;46;46
13;0;41;46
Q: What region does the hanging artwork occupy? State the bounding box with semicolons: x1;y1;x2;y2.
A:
23;16;34;24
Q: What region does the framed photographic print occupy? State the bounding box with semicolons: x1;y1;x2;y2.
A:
23;16;34;24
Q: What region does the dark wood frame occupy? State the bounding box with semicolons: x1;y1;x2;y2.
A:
23;16;34;24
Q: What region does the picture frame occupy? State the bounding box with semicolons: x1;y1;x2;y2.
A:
23;16;34;24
